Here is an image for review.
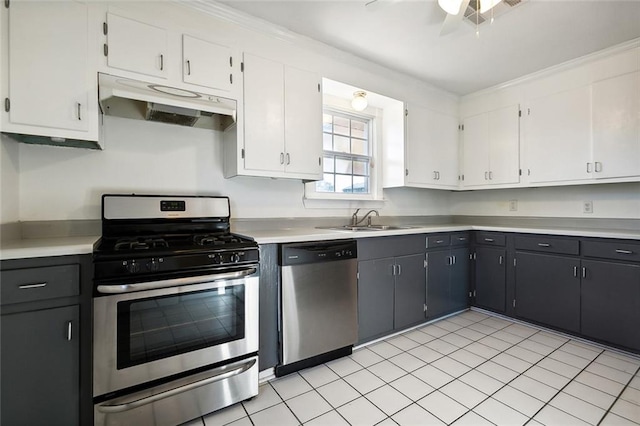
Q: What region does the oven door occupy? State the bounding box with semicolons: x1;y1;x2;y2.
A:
93;266;259;398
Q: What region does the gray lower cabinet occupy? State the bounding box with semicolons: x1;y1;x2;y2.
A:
1;305;80;426
450;247;470;312
394;253;427;330
426;247;469;319
357;257;396;343
474;246;506;313
581;259;640;351
514;252;581;333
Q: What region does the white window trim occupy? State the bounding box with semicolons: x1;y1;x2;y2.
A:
304;101;384;203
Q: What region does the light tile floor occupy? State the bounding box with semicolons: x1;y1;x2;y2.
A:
185;310;640;426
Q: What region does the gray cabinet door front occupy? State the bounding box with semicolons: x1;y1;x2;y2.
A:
1;305;80;426
426;250;450;319
474;246;506;312
358;258;395;343
581;259;640;351
394;253;426;330
515;252;580;333
450;248;470;313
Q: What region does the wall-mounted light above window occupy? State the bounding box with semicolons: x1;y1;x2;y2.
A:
351;91;368;112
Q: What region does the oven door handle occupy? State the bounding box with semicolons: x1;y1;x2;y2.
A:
95;358;256;414
96;267;257;294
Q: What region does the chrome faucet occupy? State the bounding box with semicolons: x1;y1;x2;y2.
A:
351;209;380;226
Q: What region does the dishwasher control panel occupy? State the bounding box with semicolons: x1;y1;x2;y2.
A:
280;240;358;265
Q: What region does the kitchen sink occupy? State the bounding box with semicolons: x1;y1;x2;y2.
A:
317;225;417;232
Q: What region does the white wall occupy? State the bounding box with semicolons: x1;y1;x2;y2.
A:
450;183;640;219
0;135;19;224
17;116;449;221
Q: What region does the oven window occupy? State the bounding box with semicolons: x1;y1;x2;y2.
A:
116;286;245;369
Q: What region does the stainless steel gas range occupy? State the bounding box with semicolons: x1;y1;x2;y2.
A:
92;194;259;426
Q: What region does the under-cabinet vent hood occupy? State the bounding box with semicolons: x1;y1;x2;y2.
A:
98;73;236;130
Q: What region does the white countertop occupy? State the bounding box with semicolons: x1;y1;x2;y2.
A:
1;224;638;261
0;235;99;261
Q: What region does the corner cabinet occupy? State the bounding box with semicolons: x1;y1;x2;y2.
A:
1;255;93;426
224;53;322;180
1;1;100;147
461;104;520;188
383;104;459;189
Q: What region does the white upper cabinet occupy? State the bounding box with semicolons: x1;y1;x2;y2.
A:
591;71;640;179
237;53;322;180
405;104;459;188
461;104;520;187
1;1;99;145
525;86;592;183
182;35;232;92
106;13;168;79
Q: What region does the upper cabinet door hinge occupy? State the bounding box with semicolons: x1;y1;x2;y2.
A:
518;110;522;117
405;109;408;117
241;148;245;159
4;0;9;9
405;169;409;176
4;98;10;112
527;108;531;116
519;169;522;176
103;22;108;35
240;62;244;72
230;74;233;85
318;83;321;93
229;56;233;67
103;44;109;57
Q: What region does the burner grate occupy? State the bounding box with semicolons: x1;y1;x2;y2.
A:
114;238;169;251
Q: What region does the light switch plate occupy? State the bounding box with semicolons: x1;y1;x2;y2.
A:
583;201;593;214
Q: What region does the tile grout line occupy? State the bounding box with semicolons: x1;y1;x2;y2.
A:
595;364;640;426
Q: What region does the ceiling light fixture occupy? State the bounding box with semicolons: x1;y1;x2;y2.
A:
438;0;464;15
480;0;502;13
351;91;368;111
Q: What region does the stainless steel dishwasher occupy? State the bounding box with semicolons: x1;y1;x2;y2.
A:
276;239;358;377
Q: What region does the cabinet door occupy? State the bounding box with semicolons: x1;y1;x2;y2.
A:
526;86;592;183
474;247;506;312
1;305;79;426
358;258;395;343
582;260;640;351
107;13;168;78
592;71;640;179
426;250;450;320
450;247;470;312
514;252;580;333
394;254;427;330
462;113;490;186
283;66;323;178
8;2;88;131
406;106;459;188
488;105;520;184
242;54;285;173
182;35;232;91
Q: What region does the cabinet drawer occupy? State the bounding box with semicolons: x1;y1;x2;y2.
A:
358;235;426;260
582;240;640;262
514;235;579;255
1;265;79;305
475;232;506;246
426;235;450;249
450;233;470;247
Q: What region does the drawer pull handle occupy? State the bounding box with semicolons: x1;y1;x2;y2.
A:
458;237;466;241
537;243;551;247
615;249;633;255
18;282;47;289
436;240;444;244
484;238;494;242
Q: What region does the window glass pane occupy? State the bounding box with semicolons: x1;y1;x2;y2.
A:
323;156;334;173
335;174;353;193
351;138;368;156
353;160;369;176
323;133;332;151
351;119;368;139
335;158;352;174
316;174;335;192
323;114;332;133
333;116;350;136
353;176;369;193
333;135;350;153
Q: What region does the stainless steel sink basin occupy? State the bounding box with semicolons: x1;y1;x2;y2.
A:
316;225;417;232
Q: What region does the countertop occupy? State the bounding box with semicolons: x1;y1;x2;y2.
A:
1;221;639;261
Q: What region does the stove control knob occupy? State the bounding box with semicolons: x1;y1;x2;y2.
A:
126;261;140;274
147;259;159;272
210;253;224;264
230;253;241;263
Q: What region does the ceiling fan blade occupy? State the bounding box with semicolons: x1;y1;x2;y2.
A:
439;0;471;36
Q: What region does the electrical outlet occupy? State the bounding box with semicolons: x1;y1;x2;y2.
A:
509;200;518;211
583;201;593;214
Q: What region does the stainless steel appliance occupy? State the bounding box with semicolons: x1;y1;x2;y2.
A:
92;195;259;426
276;240;358;377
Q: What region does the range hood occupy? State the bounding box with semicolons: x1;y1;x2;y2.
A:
98;73;236;130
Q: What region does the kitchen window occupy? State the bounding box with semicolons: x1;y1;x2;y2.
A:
315;110;373;195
